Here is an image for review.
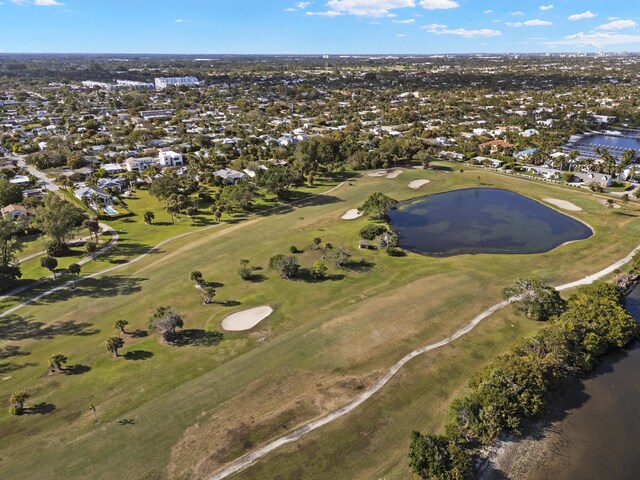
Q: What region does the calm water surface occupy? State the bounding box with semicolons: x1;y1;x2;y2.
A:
530;286;640;480
388;188;592;256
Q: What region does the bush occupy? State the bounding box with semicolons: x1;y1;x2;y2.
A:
386;246;405;257
359;223;388;241
289;245;299;254
238;267;252;281
562;172;575;183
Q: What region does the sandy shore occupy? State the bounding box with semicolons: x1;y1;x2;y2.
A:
221;306;273;331
543;198;582;212
341;209;363;220
408;179;430;189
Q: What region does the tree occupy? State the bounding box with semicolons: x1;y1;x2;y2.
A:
68;263;81;288
312;237;322;250
218;182;255;212
105;337;125;357
268;254;300;279
502;278;566;321
143;210;155;225
409;431;472;480
48;353;68;372
238;259;252;281
200;285;216;304
189;271;204;286
83;218;100;243
621;194;630;208
85;241;97;260
114;319;129;334
33;196;86;254
148;306;184;342
311;260;328;279
0;178;24;207
257;167;302;200
0;218;23;291
8;390;30;415
606;198;615;209
360;192;398;220
40;256;58;279
325;246;351;268
149;175;180;200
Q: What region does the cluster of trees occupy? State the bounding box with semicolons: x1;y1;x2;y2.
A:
360;192;398;220
267;238;350;280
0;217;24;291
409;280;638;479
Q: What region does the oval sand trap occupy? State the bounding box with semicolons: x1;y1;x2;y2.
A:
367;170;388;177
386;170;403;179
408;179;430;189
222;306;273;331
341;209;363;220
543;198;582;212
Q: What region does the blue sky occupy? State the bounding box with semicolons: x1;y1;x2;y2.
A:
0;1;639;54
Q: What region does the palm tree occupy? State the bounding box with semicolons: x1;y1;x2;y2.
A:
606;199;615;209
89;402;100;423
85;241;97;260
48;353;68;372
143;210;155;225
9;390;30;415
114;319;129;334
189;271;204;286
200;285;216;305
105;337;125;357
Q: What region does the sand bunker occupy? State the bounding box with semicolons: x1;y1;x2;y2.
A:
408;179;430;189
386;170;403;179
341;209;363;220
367;171;388;177
543;198;582;212
221;306;273;331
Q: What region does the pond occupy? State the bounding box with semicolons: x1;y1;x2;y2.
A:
388;188;592;256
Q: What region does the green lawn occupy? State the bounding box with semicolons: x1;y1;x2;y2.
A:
0;166;638;480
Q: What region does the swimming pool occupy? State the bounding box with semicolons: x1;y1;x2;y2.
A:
104;206;118;215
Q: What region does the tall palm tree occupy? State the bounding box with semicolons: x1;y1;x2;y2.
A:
48;353;68;372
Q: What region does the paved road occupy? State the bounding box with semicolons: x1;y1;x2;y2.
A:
11;154;58;192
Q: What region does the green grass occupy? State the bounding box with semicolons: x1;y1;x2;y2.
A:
0;166;638;480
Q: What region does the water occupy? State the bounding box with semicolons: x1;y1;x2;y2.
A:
528;286;640;480
575;133;640;152
387;188;592;256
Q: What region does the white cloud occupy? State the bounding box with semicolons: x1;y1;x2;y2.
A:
596;19;637;31
392;18;415;23
539;4;553;11
34;0;64;5
508;19;552;27
511;11;525;16
286;1;312;10
174;19;192;23
326;0;415;17
548;31;640;48
419;0;458;10
397;33;407;37
305;9;343;16
483;10;492;14
568;11;597;21
423;24;501;38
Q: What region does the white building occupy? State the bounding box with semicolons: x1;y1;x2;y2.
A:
124;157;156;172
116;80;154;89
158;150;184;167
154;76;200;90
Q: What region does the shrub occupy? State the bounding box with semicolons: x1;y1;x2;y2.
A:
359;223;388;240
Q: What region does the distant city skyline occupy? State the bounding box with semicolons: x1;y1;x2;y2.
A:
1;0;640;54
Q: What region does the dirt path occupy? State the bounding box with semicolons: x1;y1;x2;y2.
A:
206;244;640;480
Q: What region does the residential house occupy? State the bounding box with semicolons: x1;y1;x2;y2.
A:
158;150;184;167
514;148;538;160
124;157;156;172
573;172;614;188
479;140;514;155
1;204;29;220
73;186;113;206
213;168;247;184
